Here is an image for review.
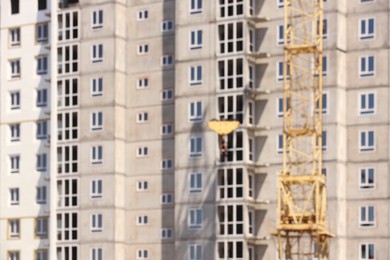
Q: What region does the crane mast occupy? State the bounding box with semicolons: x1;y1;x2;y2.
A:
274;0;331;259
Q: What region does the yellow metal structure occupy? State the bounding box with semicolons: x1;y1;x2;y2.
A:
208;120;240;157
273;0;331;259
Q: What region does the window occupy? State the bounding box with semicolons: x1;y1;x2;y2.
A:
322;56;328;76
56;246;78;259
218;241;244;259
249;30;255;52
188;101;203;122
92;44;103;63
190;30;203;50
137;215;148;225
91;112;103;131
92;10;103;28
35;217;48;238
36;23;49;42
37;153;47;171
91;179;103;198
360;243;375;260
58;11;79;41
277;98;284;117
189;172;202;193
57;111;78;140
249;0;254;16
91;145;103;164
137;181;148;191
9;28;20;46
35;249;48;260
137;10;149;21
8;219;20;238
219;0;243;18
57;145;78;174
188;208;203;228
137;112;149;123
10;124;20;142
37;56;48;75
162;55;174;66
248;101;255;125
249;137;254;161
249;65;255;89
162;159;173;169
218;58;244;90
8;251;20;260
10;59;20;78
360;0;374;2
36;121;48;140
10;0;19;14
161;124;173;136
218;22;243;54
322;19;328;39
161;193;173;204
248;174;254;198
58;44;79;74
56;212;78;240
360;130;375;152
91;214;103;232
277;0;284;8
91;248;103;260
161;228;173;239
162;89;174;101
10;155;20;174
36;186;47;204
162;20;174;32
10;91;20;110
10;188;19;205
138;44;149;54
190;0;202;14
220;131;244;162
360;167;375;189
218;205;244;235
322;131;327;151
189;136;202;157
360;18;375;40
58;78;78;108
137;146;148;157
359;92;375;115
277;61;290;81
37;89;48;107
57;179;78;207
359;55;375;77
316;92;328;114
137;78;148;89
92;78;103;96
189;244;203;260
189;65;202;85
218;167;244;199
218;94;243;123
277;25;283;45
136;249;149;259
360;206;375;227
38;0;47;10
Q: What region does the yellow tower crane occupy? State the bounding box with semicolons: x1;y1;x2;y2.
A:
272;0;332;259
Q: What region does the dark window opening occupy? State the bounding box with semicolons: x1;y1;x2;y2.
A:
38;0;47;10
11;0;19;14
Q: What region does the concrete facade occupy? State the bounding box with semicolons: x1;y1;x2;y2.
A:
1;0;390;259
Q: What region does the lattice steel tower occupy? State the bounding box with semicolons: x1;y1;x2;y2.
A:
273;0;331;259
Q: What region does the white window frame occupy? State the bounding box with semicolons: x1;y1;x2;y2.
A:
190;30;203;50
9;28;20;46
91;145;103;165
137;146;149;157
91;247;103;260
189;65;202;86
91;179;103;198
10;155;20;174
36;186;47;204
359;130;375;152
136;249;149;259
360;242;375;260
161;193;173;204
137;77;149;89
92;44;103;63
9;219;20;238
136;215;148;225
161;159;173;170
189;172;202;193
161;20;174;32
162;89;174;101
248;100;254;125
36;153;47;172
10;59;21;78
137;44;149;55
35;217;48;238
359;17;375;40
277;24;284;45
188;244;203;260
277;134;283;154
36;22;49;43
359;92;376;115
137;181;148;191
91;10;104;29
36;121;48;140
189;136;203;158
161;124;173;136
91;77;103;96
136;112;149;123
188;101;203;122
137;10;149;21
10;124;20;142
161;228;173;239
359;167;375;190
190;0;202;14
359;55;375;78
37;55;48;75
91;112;103;131
91;213;103;232
277;0;284;8
57;44;79;75
161;55;174;66
188;208;203;229
37;89;48;107
359;206;375;227
10;188;19;205
10;91;20;110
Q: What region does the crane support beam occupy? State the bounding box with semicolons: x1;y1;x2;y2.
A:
273;0;332;259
